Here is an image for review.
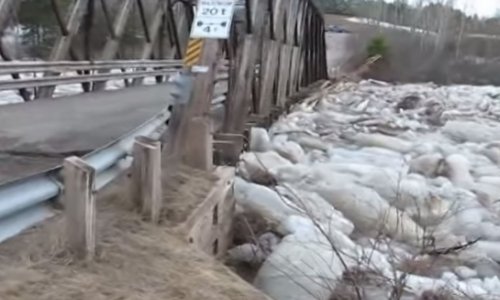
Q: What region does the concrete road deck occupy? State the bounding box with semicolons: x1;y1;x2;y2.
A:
0;84;174;183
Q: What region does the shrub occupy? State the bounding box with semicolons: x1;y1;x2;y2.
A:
367;35;389;58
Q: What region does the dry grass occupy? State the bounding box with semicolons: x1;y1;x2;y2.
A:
398;256;460;278
161;164;219;226
0;168;269;300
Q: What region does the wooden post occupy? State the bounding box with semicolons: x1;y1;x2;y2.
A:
182;39;221;170
63;156;96;260
132;136;162;223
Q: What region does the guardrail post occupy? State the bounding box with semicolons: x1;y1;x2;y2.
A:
132;136;162;223
63;156;96;260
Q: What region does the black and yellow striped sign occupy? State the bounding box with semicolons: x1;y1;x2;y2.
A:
184;38;204;67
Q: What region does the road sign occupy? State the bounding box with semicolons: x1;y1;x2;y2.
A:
190;0;236;39
184;38;204;67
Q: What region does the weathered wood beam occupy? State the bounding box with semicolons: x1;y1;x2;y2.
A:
223;35;258;134
132;136;162;223
37;0;89;99
132;0;166;85
92;0;134;91
63;156;96;260
0;0;30;101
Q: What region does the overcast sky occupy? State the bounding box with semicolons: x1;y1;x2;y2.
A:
386;0;500;17
455;0;499;17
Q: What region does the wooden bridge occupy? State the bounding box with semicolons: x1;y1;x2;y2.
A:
0;0;327;255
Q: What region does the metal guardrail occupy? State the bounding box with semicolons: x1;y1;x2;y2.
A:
0;72;194;243
0;68;183;91
0;60;183;74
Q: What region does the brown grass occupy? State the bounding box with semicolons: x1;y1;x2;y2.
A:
161;164;219;226
0;168;269;300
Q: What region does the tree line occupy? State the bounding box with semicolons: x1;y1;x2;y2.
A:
314;0;500;36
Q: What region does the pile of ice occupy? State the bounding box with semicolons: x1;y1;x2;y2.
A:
229;80;500;299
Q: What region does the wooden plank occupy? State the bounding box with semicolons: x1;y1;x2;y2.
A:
172;2;191;56
285;0;300;44
302;7;312;85
223;35;258;134
288;46;301;93
272;0;285;41
132;0;166;85
257;39;279;115
92;0;134;91
297;47;306;88
276;44;292;107
319;18;328;78
37;0;88;99
176;167;235;258
248;0;267;113
132;136;162;223
295;1;306;45
0;0;19;30
63;156;96;260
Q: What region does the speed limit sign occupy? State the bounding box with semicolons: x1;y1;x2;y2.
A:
190;0;236;39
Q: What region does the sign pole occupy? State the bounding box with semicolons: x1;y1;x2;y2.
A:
179;0;236;170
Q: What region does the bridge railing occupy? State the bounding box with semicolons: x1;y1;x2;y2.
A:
0;0;195;101
0;60;184;95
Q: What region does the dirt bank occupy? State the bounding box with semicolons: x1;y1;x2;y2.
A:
0;170;269;300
